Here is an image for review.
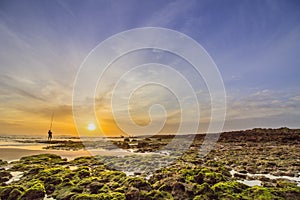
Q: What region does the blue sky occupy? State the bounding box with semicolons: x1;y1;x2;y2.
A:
0;0;299;135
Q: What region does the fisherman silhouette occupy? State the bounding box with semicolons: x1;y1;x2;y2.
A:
48;130;52;141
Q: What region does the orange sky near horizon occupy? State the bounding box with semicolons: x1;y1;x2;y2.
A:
1;1;300;138
0;103;197;137
0;106;173;137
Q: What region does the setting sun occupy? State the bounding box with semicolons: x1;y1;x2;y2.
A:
87;123;96;131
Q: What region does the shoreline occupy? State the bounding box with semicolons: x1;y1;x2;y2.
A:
0;146;138;162
0;147;92;162
0;128;299;199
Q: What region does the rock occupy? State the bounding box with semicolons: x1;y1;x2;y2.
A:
193;183;213;196
246;167;256;174
158;184;172;192
172;182;185;193
71;192;126;200
238;170;248;174
203;172;227;185
0;186;14;199
194;172;204;184
171;182;188;200
21;181;45;200
27;166;45;176
124;177;152;191
257;176;271;182
126;187;140;200
44;184;55;195
89;181;104;194
142;190;173;200
134;172;142;176
0;160;8;166
0;177;10;183
7;188;23;200
262;182;275;187
234;173;247;179
0;171;12;183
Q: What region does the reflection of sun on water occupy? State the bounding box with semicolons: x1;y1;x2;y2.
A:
87;123;96;131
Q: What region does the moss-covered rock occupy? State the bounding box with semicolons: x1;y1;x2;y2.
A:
141;190;173;200
193;194;212;200
91;165;106;174
96;170;126;183
171;182;188;199
1;129;299;200
178;167;202;183
89;181;104;194
273;181;300;200
242;186;278;200
123;177;152;191
20;181;45;200
125;187;140;200
0;185;24;200
44;176;63;186
62;171;77;181
276;180;299;189
20;154;65;165
70;192;126;200
0;186;12;200
194;171;204;184
203;171;227;185
25;165;45;177
0;170;12;183
7;188;23;200
158;184;173;193
9;154;66;173
114;185;126;193
212;181;248;199
44;140;85;151
212;181;248;194
9;163;40;171
77;177;101;187
39;167;66;176
44;183;55;195
70;156;99;166
76;168;90;179
193;183;214;196
98;184;110;193
0;159;8;166
52;185;77;200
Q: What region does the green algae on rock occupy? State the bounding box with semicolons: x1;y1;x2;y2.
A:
0;170;12;184
0;128;299;199
0;159;7;166
20;180;45;200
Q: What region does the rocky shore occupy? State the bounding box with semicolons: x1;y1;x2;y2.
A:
0;127;299;199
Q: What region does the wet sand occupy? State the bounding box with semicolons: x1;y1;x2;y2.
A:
0;147;92;161
0;146;135;162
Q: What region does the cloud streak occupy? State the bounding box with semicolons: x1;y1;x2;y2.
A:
0;0;299;135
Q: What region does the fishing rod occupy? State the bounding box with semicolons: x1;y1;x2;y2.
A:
49;112;54;131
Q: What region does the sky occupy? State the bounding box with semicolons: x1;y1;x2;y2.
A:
0;0;299;136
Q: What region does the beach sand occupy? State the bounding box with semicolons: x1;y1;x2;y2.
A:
0;144;134;162
0;147;92;161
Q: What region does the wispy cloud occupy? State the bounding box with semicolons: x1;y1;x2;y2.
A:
225;89;300;129
0;0;300;135
144;0;197;27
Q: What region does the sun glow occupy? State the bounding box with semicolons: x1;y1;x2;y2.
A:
87;123;96;131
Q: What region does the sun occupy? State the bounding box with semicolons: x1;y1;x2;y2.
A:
87;123;96;131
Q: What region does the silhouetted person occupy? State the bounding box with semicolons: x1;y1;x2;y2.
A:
48;130;52;141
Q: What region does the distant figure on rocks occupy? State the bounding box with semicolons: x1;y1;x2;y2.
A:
48;130;52;141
